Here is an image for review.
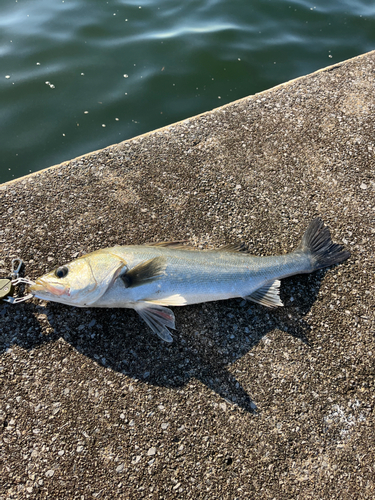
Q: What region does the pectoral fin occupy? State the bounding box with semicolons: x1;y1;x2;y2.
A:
245;280;283;308
134;302;175;342
120;256;167;288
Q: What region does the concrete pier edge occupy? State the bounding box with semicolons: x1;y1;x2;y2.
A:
1;51;374;499
2;50;373;188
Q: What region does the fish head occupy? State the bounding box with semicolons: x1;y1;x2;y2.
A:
29;250;127;306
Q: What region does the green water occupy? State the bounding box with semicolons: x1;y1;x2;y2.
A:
1;0;374;182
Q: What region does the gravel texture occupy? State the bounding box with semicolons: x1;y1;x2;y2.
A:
0;51;374;499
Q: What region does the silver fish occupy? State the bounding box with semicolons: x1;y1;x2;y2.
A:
29;218;350;342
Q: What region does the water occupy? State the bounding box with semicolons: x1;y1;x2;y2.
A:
1;0;374;183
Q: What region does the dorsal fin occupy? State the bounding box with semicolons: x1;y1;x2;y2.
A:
145;241;249;253
145;240;187;248
144;241;198;250
215;242;248;253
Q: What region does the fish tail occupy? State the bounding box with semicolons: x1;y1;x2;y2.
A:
299;218;350;271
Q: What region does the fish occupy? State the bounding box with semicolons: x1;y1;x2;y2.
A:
29;218;350;342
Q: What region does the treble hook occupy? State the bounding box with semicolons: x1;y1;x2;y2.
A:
3;293;34;304
1;258;35;304
11;258;23;280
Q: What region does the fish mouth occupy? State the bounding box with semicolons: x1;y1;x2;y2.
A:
30;279;70;297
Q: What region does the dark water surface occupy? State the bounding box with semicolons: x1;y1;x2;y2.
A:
1;0;374;182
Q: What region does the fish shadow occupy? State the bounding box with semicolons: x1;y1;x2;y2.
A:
1;271;327;413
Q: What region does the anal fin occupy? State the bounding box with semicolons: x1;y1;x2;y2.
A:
134;302;175;342
245;280;283;308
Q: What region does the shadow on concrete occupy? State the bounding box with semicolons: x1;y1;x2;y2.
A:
1;271;327;413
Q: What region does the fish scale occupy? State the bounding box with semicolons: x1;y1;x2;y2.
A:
96;245;309;306
29;218;350;342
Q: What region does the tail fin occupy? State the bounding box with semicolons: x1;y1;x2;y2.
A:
299;218;350;271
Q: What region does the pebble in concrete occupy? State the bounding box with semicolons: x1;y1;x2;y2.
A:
0;51;374;499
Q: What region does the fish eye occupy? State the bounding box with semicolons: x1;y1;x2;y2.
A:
55;266;69;279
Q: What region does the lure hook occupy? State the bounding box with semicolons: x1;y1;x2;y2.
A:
11;258;23;280
1;259;35;304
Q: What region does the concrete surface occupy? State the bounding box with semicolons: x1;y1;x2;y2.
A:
0;51;374;499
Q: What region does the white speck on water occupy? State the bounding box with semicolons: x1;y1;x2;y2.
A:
102;124;106;127
123;74;128;78
5;75;10;79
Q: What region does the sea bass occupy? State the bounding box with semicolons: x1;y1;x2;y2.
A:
29;218;350;342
